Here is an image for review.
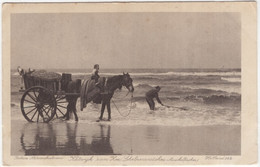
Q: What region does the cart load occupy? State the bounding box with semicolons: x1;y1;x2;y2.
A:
24;70;61;92
31;70;61;81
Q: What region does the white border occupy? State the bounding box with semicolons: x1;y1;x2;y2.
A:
0;0;258;167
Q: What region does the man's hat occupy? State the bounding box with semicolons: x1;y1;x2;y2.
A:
155;86;161;89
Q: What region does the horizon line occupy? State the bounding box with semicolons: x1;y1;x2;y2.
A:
10;67;241;70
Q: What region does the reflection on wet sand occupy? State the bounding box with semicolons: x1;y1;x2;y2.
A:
90;125;113;154
13;121;240;155
20;123;115;155
20;124;57;155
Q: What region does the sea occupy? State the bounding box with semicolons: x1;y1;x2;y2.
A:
11;68;241;126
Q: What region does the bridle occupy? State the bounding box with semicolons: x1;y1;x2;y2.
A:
121;76;133;92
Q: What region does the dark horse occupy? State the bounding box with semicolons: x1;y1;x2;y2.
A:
97;72;134;121
60;74;81;121
64;79;81;121
63;72;134;121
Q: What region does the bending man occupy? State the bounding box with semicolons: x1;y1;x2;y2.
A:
145;86;163;110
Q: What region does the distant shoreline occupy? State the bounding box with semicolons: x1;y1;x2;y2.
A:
10;68;241;72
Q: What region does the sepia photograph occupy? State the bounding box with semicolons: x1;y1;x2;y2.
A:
2;2;257;166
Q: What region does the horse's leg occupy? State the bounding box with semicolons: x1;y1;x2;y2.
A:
107;100;111;121
72;99;78;121
65;102;71;120
99;101;106;120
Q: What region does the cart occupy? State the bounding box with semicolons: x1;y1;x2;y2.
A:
19;72;79;123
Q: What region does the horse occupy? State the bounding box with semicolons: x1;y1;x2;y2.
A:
64;72;134;121
97;72;134;121
61;77;81;121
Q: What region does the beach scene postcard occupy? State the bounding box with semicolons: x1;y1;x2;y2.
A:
2;2;257;166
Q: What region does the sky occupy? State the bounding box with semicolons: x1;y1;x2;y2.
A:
11;12;241;69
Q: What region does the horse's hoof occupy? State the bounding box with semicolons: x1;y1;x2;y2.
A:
107;119;111;122
62;114;67;119
96;119;101;122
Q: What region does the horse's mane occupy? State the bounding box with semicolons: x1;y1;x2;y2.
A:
106;75;123;90
107;75;123;84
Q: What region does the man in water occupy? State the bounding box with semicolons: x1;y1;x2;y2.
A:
91;64;100;83
145;86;164;110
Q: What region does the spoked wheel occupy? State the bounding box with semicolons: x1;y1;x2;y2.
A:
54;94;68;119
21;86;57;123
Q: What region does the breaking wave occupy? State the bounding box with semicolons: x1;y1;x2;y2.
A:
221;77;241;83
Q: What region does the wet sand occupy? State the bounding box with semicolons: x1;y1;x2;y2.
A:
11;120;241;155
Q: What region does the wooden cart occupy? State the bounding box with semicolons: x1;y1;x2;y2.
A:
19;73;78;123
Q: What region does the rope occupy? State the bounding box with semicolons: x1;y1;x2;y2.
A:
112;91;130;100
112;92;133;117
164;105;188;110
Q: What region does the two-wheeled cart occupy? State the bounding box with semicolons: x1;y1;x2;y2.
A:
19;72;78;123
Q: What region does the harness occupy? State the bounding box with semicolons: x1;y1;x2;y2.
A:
100;77;108;94
104;77;108;88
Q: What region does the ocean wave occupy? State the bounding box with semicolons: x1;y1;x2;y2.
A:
12;71;241;77
132;76;240;86
131;84;241;101
75;71;241;77
202;95;241;104
134;75;222;80
167;88;238;97
161;71;240;76
221;77;241;83
184;85;241;94
181;94;241;104
134;83;156;88
129;92;240;105
182;94;241;104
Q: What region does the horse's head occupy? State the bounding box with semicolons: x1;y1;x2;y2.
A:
122;72;134;92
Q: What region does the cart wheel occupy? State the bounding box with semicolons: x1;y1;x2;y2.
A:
21;86;57;123
54;95;68;118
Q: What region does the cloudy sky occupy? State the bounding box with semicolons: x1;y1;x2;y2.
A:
11;12;240;69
